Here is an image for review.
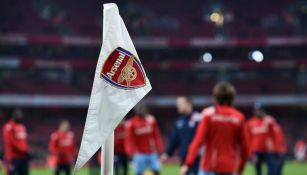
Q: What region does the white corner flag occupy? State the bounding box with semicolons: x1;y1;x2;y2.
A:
74;3;152;174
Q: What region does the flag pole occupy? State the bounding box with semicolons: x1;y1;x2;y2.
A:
101;132;114;175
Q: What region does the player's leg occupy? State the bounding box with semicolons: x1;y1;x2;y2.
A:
55;164;62;175
19;158;29;175
148;153;161;175
187;156;200;175
121;153;128;175
295;151;305;163
265;153;275;175
132;154;146;175
64;164;71;175
13;159;22;175
275;154;285;175
254;152;264;175
114;154;120;175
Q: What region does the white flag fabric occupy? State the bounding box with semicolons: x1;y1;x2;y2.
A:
74;3;152;172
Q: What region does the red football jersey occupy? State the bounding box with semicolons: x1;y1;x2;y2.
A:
272;123;287;154
294;140;306;152
247;116;276;153
49;130;76;164
184;105;249;173
125;115;164;155
115;122;126;154
3;120;29;161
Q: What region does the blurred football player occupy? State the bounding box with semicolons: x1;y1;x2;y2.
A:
180;82;249;175
161;96;201;175
294;140;306;163
272;123;287;175
49;120;76;175
247;105;277;175
125;103;164;175
114;120;128;175
2;109;29;175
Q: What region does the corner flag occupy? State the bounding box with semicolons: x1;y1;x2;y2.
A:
74;3;152;173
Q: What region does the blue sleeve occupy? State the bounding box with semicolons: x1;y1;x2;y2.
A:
166;122;180;156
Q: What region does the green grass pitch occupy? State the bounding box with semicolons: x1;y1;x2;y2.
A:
1;162;306;175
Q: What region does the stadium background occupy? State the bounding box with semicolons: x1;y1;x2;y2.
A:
0;0;307;174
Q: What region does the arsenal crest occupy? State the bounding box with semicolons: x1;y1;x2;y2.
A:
101;47;147;89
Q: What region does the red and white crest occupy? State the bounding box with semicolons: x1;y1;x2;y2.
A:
101;47;146;89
